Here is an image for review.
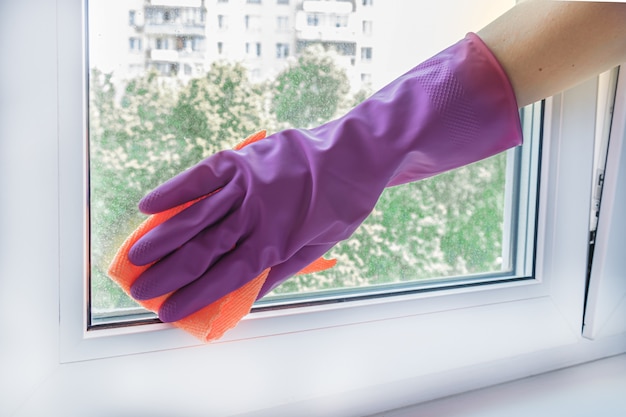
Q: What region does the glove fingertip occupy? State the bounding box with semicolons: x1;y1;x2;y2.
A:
138;190;164;214
129;278;151;300
158;299;180;323
128;239;154;267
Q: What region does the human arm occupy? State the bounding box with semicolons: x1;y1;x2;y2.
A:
479;0;626;107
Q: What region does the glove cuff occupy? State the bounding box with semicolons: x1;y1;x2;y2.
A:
388;32;523;186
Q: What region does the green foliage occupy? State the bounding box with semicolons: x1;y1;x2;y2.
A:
170;61;269;154
272;45;350;128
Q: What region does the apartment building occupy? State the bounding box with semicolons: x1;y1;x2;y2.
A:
211;0;298;82
295;0;375;87
112;0;376;88
123;0;208;78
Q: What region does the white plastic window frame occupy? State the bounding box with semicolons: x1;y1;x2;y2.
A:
584;66;626;339
60;0;584;357
53;0;626;414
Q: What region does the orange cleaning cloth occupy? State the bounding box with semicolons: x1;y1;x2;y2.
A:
108;130;336;342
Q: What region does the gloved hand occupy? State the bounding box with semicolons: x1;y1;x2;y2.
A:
128;33;522;323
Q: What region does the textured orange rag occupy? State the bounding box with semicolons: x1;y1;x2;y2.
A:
107;130;336;342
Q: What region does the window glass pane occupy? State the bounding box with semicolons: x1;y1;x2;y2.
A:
88;0;525;322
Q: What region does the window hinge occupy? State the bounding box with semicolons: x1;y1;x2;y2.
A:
589;169;605;243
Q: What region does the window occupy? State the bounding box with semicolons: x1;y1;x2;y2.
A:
363;0;373;5
245;14;261;31
361;46;372;61
181;8;201;24
129;37;142;52
174;36;204;53
277;0;289;4
176;36;186;51
247;0;261;3
155;37;168;50
583;67;626;339
362;20;373;35
45;0;625;414
335;15;348;28
85;0;545;330
246;41;262;57
307;13;320;26
88;0;535;327
191;36;205;52
129;10;136;26
168;9;179;22
148;61;179;76
217;14;228;29
277;15;289;31
276;42;289;58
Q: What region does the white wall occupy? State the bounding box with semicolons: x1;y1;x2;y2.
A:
0;1;61;413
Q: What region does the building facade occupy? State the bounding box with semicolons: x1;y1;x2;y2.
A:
117;0;376;89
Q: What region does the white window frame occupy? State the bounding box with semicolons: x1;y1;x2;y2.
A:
62;78;598;361
4;0;624;415
584;67;626;340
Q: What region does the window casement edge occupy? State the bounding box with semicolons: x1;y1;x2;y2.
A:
584;65;626;339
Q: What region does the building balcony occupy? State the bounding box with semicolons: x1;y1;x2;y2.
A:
296;26;356;43
148;49;179;62
147;48;205;62
178;50;205;60
144;22;205;36
295;11;357;43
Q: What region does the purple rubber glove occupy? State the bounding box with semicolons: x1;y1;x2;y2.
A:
128;33;522;323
